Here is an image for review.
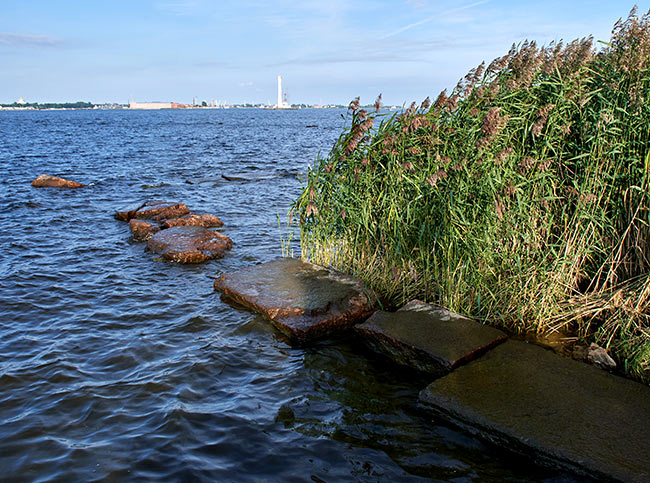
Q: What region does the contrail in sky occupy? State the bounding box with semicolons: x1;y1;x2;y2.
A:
382;0;490;39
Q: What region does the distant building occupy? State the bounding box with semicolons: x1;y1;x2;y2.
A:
17;97;26;105
129;101;173;109
275;75;291;109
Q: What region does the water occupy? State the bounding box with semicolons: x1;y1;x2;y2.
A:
0;109;577;481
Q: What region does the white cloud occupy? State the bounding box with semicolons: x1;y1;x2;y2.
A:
0;32;63;47
156;0;203;16
382;0;490;39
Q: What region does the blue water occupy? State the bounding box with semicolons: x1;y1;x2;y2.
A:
0;109;576;481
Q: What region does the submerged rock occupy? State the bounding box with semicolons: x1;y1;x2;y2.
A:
31;174;84;188
129;219;159;242
355;300;507;375
161;213;223;229
114;201;190;222
147;226;232;263
213;257;377;344
221;174;250;182
419;340;650;482
275;404;295;427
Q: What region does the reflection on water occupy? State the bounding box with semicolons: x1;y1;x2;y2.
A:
0;109;577;481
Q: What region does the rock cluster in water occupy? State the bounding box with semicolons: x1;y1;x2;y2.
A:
115;201;230;263
31;174;85;188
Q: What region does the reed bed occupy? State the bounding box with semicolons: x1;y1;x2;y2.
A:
293;8;650;383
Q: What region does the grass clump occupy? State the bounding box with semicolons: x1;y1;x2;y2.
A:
292;7;650;384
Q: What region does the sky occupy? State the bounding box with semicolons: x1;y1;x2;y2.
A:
1;1;648;106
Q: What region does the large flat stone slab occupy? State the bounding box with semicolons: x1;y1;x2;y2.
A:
355;300;507;375
419;340;650;482
213;258;377;344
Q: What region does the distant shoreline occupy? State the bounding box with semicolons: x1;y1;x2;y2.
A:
0;106;350;111
0;104;399;111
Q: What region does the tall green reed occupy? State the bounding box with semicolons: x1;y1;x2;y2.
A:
293;7;650;383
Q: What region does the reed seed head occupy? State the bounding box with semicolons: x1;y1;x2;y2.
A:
348;96;360;112
374;93;383;112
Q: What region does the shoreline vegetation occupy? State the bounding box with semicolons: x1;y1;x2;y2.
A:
294;8;650;385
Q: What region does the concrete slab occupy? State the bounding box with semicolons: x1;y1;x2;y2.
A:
419;340;650;482
214;258;377;344
355;300;507;375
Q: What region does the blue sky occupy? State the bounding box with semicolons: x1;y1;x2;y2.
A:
1;1;647;105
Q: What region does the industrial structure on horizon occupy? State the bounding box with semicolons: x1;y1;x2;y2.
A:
275;75;291;109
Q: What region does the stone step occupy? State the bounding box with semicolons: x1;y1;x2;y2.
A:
214;258;377;344
419;340;650;482
356;300;507;375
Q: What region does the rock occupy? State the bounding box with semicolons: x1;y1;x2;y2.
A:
587;343;617;371
114;201;190;222
222;174;249;182
571;344;589;362
31;174;84;188
114;202;146;221
214;257;377;344
275;404;295;427
135;201;190;221
161;213;223;229
355;300;507;375
419;340;650;482
129;219;159;242
147;226;232;263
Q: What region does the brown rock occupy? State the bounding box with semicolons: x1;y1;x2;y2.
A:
135;201;190;221
161;213;223;229
147;226;232;263
114;203;145;221
214;257;377;344
587;343;617;371
129;219;160;242
114;201;190;222
31;174;84;188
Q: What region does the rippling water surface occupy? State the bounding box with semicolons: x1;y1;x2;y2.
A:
0;109;577;481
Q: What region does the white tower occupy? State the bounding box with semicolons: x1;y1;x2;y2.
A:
277;75;283;108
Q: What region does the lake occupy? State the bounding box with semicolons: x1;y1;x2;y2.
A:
0;108;576;481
